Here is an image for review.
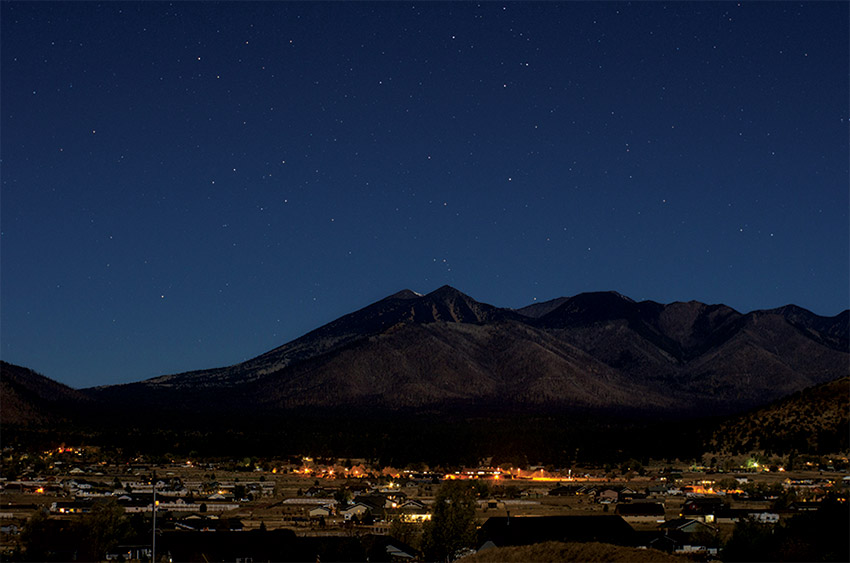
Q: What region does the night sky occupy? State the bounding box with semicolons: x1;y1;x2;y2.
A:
2;2;848;388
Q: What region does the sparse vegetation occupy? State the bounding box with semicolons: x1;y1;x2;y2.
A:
710;377;849;456
460;541;689;562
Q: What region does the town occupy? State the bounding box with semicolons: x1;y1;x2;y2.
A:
2;445;847;561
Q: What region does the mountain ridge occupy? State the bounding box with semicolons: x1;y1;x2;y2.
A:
0;361;92;426
78;286;848;417
708;376;850;455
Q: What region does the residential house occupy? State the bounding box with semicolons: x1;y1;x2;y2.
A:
597;489;620;504
360;534;421;562
397;500;431;522
105;542;152;561
479;498;506;510
175;516;244;532
656;518;719;556
50;500;93;514
308;505;333;519
548;485;581;496
615;502;666;524
715;508;780;525
340;502;372;521
680;497;724;523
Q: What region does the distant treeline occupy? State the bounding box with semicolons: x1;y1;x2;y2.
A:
3;407;711;466
7;374;846;465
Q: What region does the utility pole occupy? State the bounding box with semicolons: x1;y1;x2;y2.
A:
152;480;157;563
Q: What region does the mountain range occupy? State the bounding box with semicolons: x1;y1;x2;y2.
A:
72;285;848;416
3;286;847;462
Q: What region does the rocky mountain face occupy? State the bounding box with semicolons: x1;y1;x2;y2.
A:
84;286;849;417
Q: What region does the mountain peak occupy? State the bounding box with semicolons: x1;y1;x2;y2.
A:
427;285;467;298
538;291;639;326
385;289;422;300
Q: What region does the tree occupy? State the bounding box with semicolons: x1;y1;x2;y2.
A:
75;499;128;561
471;479;490;499
421;481;477;561
389;515;420;549
722;517;775;562
20;510;62;561
333;486;352;507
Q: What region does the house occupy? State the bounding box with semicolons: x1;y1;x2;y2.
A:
715;508;780;525
105;541;151;561
617;487;640;500
614;502;666;523
680;497;724;523
479;498;506;510
477;515;636;551
50;500;93;514
656;518;719;555
747;511;779;524
361;534;421;562
340;502;372;521
597;489;620;504
351;495;390;520
174;516;244;532
638;531;679;553
397;501;431;522
309;505;333;518
577;485;600;496
787;501;822;512
304;486;333;497
399;499;426;510
548;485;578;496
660;517;716;535
646;484;670;496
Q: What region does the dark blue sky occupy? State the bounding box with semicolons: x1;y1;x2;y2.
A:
2;2;848;388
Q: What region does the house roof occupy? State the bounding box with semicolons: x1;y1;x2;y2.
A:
352;495;387;510
478;515;636;549
548;485;580;496
660;518;714;533
340;502;373;514
360;533;421;561
682;498;723;514
615;502;665;516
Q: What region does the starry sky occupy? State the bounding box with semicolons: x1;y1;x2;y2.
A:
2;2;848;388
